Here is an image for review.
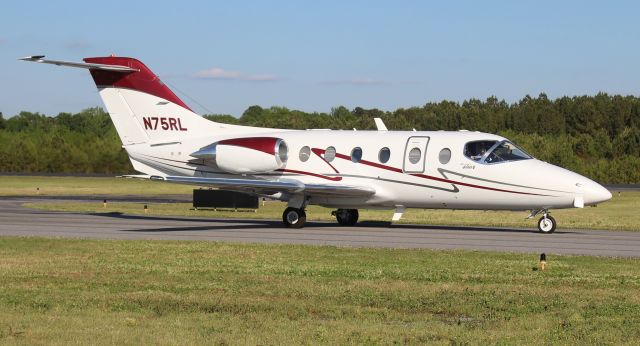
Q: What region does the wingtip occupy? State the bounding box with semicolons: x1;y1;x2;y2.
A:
18;55;45;61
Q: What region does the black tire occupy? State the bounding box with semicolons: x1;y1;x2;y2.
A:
283;207;306;228
538;215;556;234
336;209;359;226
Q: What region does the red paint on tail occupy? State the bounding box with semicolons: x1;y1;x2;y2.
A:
83;57;192;111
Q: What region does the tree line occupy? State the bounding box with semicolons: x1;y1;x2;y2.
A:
1;92;639;183
0;108;129;174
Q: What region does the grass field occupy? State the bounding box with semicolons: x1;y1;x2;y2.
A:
0;176;193;196
26;190;640;231
0;237;638;345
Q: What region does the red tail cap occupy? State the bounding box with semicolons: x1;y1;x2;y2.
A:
83;57;192;112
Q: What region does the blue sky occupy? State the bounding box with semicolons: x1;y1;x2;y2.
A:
1;0;639;117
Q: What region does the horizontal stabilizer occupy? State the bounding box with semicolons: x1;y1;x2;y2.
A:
18;55;139;72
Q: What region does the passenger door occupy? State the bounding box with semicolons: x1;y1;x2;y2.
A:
403;136;430;173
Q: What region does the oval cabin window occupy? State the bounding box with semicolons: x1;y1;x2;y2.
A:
439;148;451;164
299;146;311;162
408;147;421;164
324;146;336;162
351;147;363;163
378;147;391;163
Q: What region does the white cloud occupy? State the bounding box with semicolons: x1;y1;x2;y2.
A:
193;68;277;82
194;67;242;79
320;78;389;86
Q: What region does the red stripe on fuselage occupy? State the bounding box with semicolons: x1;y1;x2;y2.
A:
357;158;403;173
311;148;340;174
410;173;547;196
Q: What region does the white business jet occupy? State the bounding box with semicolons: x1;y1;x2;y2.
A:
20;55;612;233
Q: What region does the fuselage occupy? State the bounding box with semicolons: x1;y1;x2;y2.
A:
126;129;612;211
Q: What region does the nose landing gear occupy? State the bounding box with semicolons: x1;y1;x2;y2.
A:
529;209;556;233
538;214;556;233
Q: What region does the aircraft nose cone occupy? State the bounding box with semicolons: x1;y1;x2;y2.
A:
583;182;612;206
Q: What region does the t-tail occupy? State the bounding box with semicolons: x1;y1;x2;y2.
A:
83;56;212;145
19;55;263;146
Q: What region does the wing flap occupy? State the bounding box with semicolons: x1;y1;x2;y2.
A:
156;175;374;197
161;175;304;193
303;183;375;196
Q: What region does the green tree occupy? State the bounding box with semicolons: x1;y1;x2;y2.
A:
204;114;241;125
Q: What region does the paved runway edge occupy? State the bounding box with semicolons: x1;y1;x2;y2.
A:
1;197;639;258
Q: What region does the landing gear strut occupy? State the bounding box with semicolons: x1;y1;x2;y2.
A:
529;209;557;233
333;209;359;226
282;207;306;228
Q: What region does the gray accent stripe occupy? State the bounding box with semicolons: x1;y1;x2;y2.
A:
333;174;459;193
438;168;572;194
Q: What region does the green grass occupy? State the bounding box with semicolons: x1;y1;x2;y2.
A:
0;237;638;345
26;190;640;231
0;176;192;196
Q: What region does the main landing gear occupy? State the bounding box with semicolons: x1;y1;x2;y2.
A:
332;209;359;226
282;207;360;228
529;209;557;234
282;207;306;228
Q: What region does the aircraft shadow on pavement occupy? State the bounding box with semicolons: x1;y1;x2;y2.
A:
89;212;552;234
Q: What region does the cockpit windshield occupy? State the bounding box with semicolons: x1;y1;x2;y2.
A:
464;140;532;164
464;141;496;161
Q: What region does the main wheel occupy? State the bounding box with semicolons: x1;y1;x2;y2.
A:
336;209;359;226
283;207;306;228
538;215;556;234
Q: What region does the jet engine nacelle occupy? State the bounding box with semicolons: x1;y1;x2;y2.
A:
191;137;288;174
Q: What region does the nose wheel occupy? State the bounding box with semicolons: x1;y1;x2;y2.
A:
333;209;359;226
537;214;556;234
529;209;557;234
283;207;306;228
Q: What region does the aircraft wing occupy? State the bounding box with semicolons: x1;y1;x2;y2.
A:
154;175;376;197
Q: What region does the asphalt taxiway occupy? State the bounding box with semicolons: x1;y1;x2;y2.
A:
1;197;639;257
